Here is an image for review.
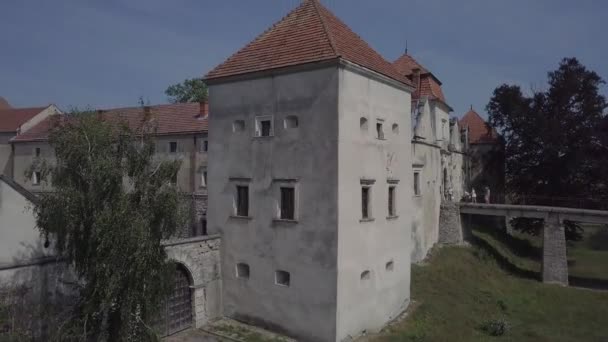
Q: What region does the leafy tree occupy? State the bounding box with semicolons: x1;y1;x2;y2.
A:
165;78;208;103
487;58;608;240
30;111;187;340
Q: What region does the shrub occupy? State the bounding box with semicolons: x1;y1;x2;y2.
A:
480;318;510;336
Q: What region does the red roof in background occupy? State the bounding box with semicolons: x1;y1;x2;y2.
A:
393;53;449;107
12;103;208;142
393;53;429;76
459;109;500;144
0;106;47;132
205;0;411;86
0;97;11;110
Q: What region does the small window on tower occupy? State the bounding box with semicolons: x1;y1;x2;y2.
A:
388;186;396;217
275;270;290;286
236;263;250;279
255;116;274;137
376;121;384;140
280;187;295;220
203;140;208;152
236;185;249;217
361;186;371;219
169;141;177;153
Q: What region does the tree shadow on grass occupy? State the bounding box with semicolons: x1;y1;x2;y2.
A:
466;221;608;290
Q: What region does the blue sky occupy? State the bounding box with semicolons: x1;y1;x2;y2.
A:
1;0;606;117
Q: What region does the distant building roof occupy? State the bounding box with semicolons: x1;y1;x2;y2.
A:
205;0;411;86
393;53;449;108
11;103;208;143
0;97;11;110
0;106;48;133
459;108;500;144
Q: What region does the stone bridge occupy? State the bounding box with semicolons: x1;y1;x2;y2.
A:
458;203;608;286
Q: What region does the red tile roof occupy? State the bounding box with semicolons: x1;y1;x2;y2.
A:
205;0;411;86
11;103;208;142
0;97;11;110
393;53;449;107
0;106;47;133
459;108;500;144
393;53;429;76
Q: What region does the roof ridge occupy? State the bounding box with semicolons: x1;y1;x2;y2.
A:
311;0;339;56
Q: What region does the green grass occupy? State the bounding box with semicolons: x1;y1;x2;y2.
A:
373;246;608;342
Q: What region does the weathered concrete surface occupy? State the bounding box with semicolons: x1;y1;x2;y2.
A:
541;214;568;285
164;235;222;329
438;202;463;245
336;64;413;341
208;65;340;342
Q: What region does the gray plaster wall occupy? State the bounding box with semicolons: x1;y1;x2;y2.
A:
335;66;413;341
164;236;222;328
207;66;340;342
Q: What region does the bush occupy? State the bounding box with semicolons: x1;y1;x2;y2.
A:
480;318;510;336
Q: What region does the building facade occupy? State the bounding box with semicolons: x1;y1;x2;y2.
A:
393;54;467;261
206;1;414;341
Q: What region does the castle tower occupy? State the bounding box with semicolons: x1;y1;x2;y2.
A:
205;1;414;340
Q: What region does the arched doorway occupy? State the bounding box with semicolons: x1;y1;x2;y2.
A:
158;263;193;336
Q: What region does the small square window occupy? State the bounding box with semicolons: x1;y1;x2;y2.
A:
361;186;371;219
236;185;249;217
34;147;41;157
255;116;274;137
32;171;41;185
376;121;384;140
414;172;421;196
388;186;396;217
275;270;290;286
169;141;177;153
280;187;295;220
236;263;250;279
360;270;371;280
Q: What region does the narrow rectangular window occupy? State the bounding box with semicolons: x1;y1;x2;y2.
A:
376;122;384;139
236;185;249;217
362;186;370;219
201;217;207;236
280;187;295;220
35;147;41;157
414;172;421;196
261;120;272;136
32;171;41;185
203;171;207;187
169;141;177;153
203;140;208;152
388;186;396;216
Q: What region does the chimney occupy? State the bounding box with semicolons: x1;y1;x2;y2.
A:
198;101;208;118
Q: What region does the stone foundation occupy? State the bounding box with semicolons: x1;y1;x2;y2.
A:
438;202;463;245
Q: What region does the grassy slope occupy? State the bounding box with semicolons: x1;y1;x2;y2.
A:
471;224;608;281
374;247;608;342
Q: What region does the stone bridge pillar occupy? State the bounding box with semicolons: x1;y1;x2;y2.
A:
542;213;568;286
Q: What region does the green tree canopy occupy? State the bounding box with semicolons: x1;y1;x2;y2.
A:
31;111;186;340
165;78;208;103
487;57;607;201
487;58;608;240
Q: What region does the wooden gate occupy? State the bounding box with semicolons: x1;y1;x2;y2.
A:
158;264;193;336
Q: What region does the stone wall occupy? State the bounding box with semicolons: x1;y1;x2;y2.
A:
164;235;222;328
438;202;463;245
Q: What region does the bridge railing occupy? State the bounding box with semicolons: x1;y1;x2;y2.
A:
460;192;608;211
